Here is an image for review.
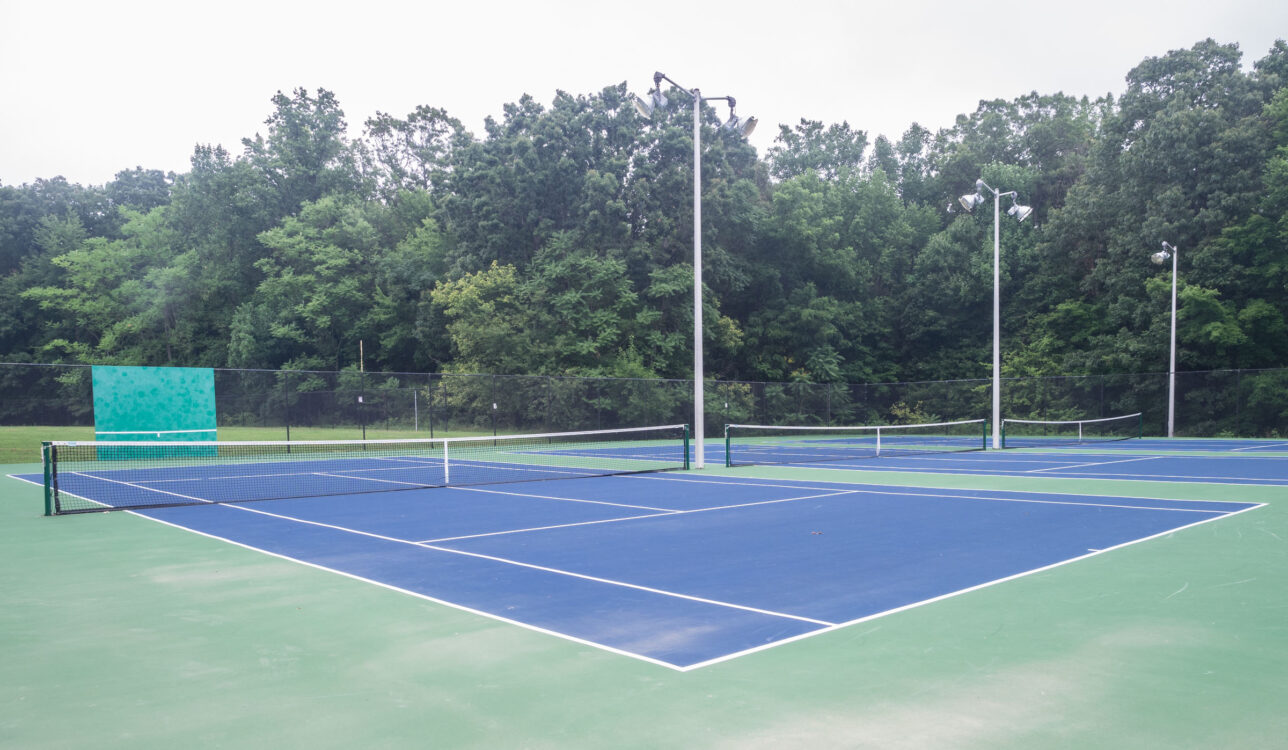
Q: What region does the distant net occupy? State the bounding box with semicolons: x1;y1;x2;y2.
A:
723;419;987;467
1001;413;1142;449
42;425;689;515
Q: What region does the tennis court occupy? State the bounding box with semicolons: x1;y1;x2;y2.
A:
756;447;1288;485
3;421;1287;746
9;427;1273;669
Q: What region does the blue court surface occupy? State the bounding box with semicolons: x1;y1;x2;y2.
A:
20;457;1264;670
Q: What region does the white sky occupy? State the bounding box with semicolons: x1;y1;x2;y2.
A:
2;0;1286;187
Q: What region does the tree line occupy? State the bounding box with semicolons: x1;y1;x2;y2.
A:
2;39;1286;408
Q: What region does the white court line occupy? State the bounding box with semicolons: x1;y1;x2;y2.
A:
140;463;442;484
8;473;114;511
140;459;641;486
418;488;864;543
66;471;214;504
439;484;678;513
742;461;1288;488
678;500;1266;670
208;501;836;628
1027;455;1164;473
128;509;695;671
421;477;1234;550
1050;469;1288;483
312;471;439;488
621;470;1257;507
421;510;682;543
710;483;1232;516
1232;442;1288;452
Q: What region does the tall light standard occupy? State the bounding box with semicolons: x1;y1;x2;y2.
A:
1151;241;1179;437
957;178;1032;449
634;72;757;469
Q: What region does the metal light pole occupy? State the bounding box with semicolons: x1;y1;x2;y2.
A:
957;179;1032;449
634;72;756;468
1151;241;1179;437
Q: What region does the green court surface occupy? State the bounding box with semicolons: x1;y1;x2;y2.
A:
2;458;1286;749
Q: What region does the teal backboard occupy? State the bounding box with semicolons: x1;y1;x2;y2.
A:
91;365;217;442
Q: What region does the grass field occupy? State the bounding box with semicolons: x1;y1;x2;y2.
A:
3;448;1286;748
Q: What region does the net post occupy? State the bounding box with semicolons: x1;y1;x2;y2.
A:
442;441;450;485
683;425;691;470
41;442;53;516
722;424;730;468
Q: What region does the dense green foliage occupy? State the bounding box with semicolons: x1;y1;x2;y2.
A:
3;40;1287;397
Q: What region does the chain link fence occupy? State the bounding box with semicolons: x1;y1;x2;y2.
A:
2;362;1286;439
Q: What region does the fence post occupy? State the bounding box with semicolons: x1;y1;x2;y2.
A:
1236;369;1242;436
360;369;367;441
428;375;436;439
282;372;292;444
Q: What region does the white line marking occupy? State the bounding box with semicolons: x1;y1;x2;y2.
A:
441;484;678;513
623;472;1244;512
420;511;683;543
213;502;835;628
7;473;113;511
1231;442;1288;452
1027;455;1164;473
312;471;438;488
675;501;1266;671
67;471;214;504
418;489;864;543
127;510;698;671
742;462;1288;488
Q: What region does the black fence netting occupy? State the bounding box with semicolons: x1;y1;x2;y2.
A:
2;363;1286;438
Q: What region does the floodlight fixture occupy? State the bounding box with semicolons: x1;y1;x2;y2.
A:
1007;202;1033;222
721;113;758;136
632;94;653;118
632;89;668;118
959;192;986;211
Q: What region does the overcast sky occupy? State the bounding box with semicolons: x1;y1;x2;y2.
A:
2;0;1286;187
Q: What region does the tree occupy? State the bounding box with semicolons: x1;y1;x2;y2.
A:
241;88;364;215
20;209;181;363
361;105;469;200
767;119;868;181
106;168;173;211
233;197;384;371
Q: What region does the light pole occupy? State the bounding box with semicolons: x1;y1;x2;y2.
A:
1151;241;1179;437
957;178;1032;449
634;72;756;469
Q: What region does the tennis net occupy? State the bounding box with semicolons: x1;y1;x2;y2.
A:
1001;413;1142;448
42;424;690;515
723;419;987;467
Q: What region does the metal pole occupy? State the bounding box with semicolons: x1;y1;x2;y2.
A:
692;90;705;468
992;189;1002;449
1167;245;1178;437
